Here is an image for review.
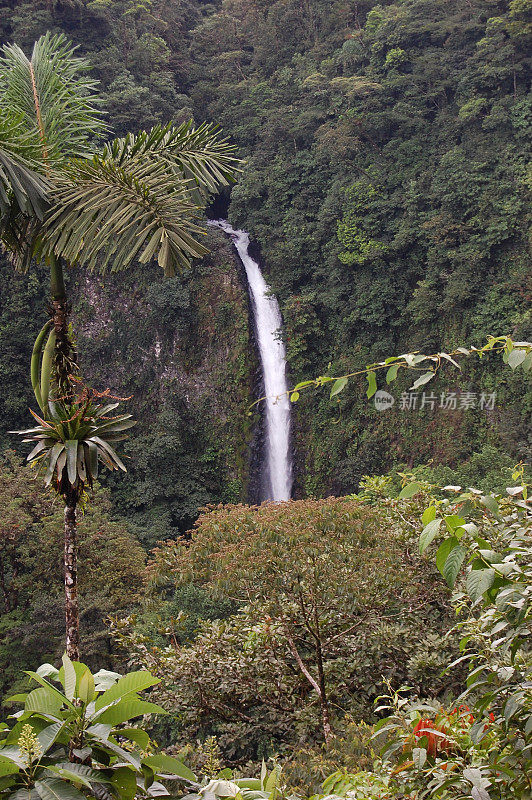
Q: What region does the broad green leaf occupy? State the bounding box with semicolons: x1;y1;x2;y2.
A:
44;766;93;789
96;700;166;726
329;377;347;399
25;687;62;717
466;568;495;602
61;655;76;702
480;495;499;516
504;692;524;722
0;747;26;768
265;766;281;792
421;506;436;526
37;723;64;755
235;780;261;790
398;482;421;500
35;778;86;800
442;545;467;587
110;767;137;800
409;372;434;390
0;757;20;777
88;733;141;770
419;518;442;554
507;348;526;369
119;729;150;749
142;755;196;783
443;515;465;534
77;669;95;705
49;764;109;785
24;674;75;712
95;671;159;711
386;364;399;384
366;370;377;399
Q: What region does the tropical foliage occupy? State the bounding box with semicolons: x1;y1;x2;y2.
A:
0;656;197;800
113;497;458;760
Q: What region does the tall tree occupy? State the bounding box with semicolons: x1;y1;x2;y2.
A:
0;32;240;659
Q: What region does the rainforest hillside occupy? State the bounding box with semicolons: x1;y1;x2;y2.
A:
0;0;530;507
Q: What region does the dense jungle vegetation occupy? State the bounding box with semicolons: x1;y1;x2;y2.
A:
0;1;530;798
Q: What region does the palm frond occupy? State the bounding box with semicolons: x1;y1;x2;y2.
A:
0;32;107;166
40;122;241;275
104;121;241;203
0;109;48;218
40;153;210;275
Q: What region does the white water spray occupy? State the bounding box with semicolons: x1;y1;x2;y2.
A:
208;220;292;501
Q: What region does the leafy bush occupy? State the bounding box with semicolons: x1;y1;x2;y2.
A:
0;655;197;800
115;497;457;762
352;473;532;799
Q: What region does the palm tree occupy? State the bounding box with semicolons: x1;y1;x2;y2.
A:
0;32;240;660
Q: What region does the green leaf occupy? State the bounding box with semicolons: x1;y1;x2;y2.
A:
419;518;442;555
409;372;434;390
366;370;377;399
77;669;95;705
466;568;496;602
0;757;20;777
24;673;76;713
398;482;421;499
289;391;299;402
65;442;78;487
61;655;76;702
507;348;527;369
95;671;159;711
37;723;64;755
436;537;458;576
386;364;399;384
504;692;524;722
265;766;281;792
44;766;93;789
329;377;347;399
24;687;62;717
35;778;86;800
96;700;166;726
444;515;466;534
442;545;467;588
422;506;436;526
142;755;196;783
110;767;137;800
119;729;150;750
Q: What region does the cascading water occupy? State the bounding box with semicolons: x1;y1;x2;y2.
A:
208;220;293;502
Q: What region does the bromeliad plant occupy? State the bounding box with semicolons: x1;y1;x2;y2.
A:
12;395;135;494
0;655;197;800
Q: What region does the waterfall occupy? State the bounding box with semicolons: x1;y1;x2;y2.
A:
208;220;293;502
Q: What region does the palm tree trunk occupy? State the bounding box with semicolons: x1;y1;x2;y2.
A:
64;491;80;661
52;258;80;659
50;254;77;398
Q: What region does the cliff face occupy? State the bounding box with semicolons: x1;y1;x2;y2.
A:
0;230;258;546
